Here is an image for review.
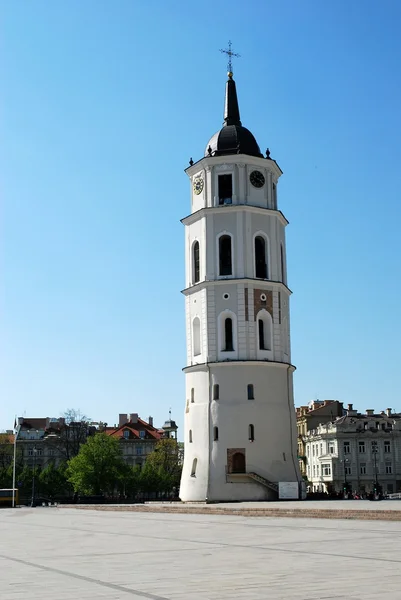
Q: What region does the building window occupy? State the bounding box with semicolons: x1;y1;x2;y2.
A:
387;484;394;494
191;388;195;403
320;443;323;455
218;174;232;205
193;317;201;356
306;446;310;457
312;445;315;457
224;317;234;351
247;384;254;400
360;463;366;474
343;441;350;454
248;424;255;442
191;458;197;477
123;430;129;439
386;463;392;474
254;236;267;279
189;430;192;443
280;244;286;284
213;427;219;441
322;464;331;476
193;241;200;284
257;311;272;351
359;441;365;453
313;465;316;476
140;431;145;439
219;234;232;276
345;465;351;476
384;441;391;453
137;446;143;455
328;443;335;454
316;465;319;476
213;384;219;400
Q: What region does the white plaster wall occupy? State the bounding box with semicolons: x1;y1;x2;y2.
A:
208;363;300;501
180;368;210;502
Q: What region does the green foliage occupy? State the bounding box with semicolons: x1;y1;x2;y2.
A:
142;438;182;495
39;463;70;498
66;433;126;495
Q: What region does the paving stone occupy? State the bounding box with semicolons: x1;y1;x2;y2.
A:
1;506;401;599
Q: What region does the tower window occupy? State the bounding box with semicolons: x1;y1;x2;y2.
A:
273;183;277;209
191;388;195;403
219;235;232;276
189;430;193;443
218;174;232;205
213;384;220;400
257;311;272;352
213;427;219;441
193;317;201;356
224;317;234;351
254;236;267;279
248;424;255;442
193;241;200;284
191;458;197;477
247;384;254;400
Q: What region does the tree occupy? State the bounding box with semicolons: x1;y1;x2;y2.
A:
39;463;70;499
66;433;125;495
144;438;182;495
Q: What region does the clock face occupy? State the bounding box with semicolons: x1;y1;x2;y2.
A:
250;170;265;188
193;177;204;195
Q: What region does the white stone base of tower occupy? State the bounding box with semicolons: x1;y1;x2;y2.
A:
179;362;301;503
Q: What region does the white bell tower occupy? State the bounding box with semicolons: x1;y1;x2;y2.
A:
179;63;301;502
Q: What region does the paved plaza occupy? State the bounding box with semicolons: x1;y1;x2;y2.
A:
1;506;401;599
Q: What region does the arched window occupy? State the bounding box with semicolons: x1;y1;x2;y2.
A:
249;424;255;441
191;388;195;403
254;236;267;279
247;384;254;400
213;426;219;441
193;317;201;356
213;384;219;400
224;318;234;351
280;244;286;284
191;458;197;477
219;235;232;276
257;311;272;352
189;430;193;443
193;241;200;284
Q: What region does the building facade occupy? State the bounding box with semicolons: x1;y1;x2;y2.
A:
179;66;301;502
304;406;401;495
296;400;344;477
105;413;177;469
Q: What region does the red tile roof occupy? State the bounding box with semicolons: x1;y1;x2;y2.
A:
105;417;162;440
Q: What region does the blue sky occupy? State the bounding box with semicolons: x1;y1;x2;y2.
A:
2;0;401;435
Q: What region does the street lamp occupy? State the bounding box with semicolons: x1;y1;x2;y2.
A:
30;446;38;507
372;441;379;495
342;458;349;498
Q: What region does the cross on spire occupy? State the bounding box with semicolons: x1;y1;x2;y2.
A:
220;40;240;77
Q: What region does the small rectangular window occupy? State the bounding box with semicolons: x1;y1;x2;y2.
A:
359;441;365;453
386;463;392;474
247;384;254;400
218;174;232;205
360;463;366;474
384;441;391;453
213;384;219;400
343;441;350;454
213;427;219;441
140;431;145;439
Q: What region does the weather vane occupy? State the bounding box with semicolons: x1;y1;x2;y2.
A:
220;40;240;76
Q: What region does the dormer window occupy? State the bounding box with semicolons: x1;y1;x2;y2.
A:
140;430;145;439
123;430;129;439
218;174;232;205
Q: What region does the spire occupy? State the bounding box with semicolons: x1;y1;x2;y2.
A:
224;75;242;126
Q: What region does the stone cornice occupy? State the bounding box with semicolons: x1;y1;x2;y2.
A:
181;278;292;296
183;360;296;373
184;154;283;178
181;204;289;227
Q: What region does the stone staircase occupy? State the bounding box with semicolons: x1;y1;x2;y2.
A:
247;472;278;494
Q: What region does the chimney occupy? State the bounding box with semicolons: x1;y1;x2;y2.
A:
347;404;353;411
386;408;392;416
130;413;138;424
119;413;128;427
366;409;374;416
148;416;153;427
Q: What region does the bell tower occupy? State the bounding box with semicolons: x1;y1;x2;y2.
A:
179;60;301;502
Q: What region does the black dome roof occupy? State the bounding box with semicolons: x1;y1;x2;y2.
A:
205;75;263;159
